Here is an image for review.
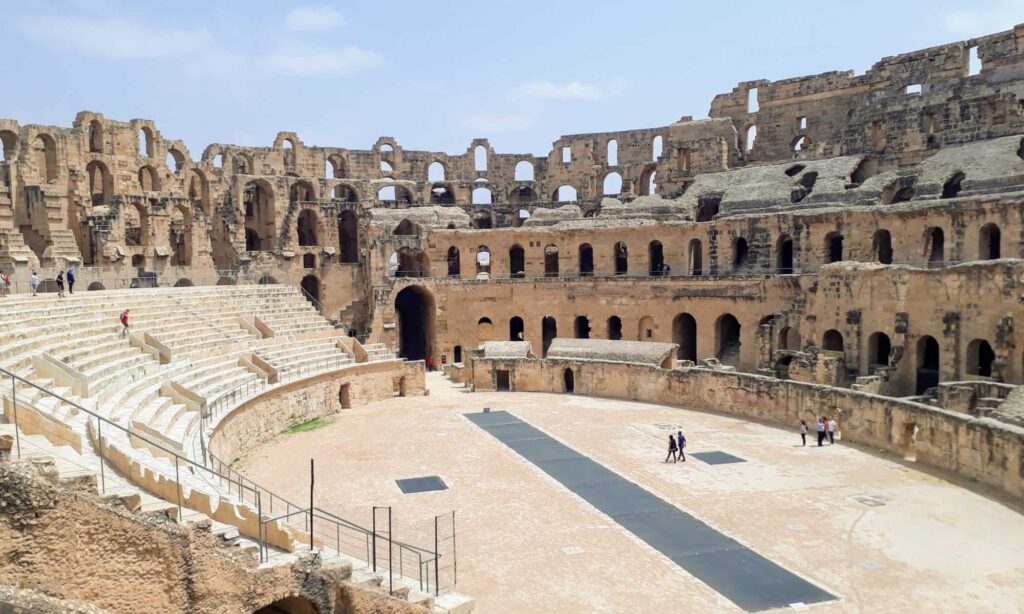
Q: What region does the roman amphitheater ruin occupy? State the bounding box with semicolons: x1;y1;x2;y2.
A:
2;22;1024;614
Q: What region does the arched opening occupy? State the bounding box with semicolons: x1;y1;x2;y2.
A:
446;246;460;277
652;135;663;161
868;332;891;367
980;224;1001;260
395;286;436;362
563;368;575;393
688;239;703;275
673;313;697;362
873;229;893;264
541;316;557;357
475;247;491;276
776;235;794;273
849;157;878;185
217;277;236;286
173;278;194;287
509;245;525;278
574;316;590;339
254;595;320;614
300;275;320;306
509;186;537;204
35;134;58;183
243;180;275;251
472;210;493;230
607;316;622;340
377;185;396;202
186;169;208;215
509;316;524;341
638;316;655;340
453;345;463;363
555;185;577;202
0;130;17;162
648;241;664;275
394;219;418;236
883;179;915;204
395;248;429;278
169;205;192;266
258;275;278;285
131;254;145;268
733;237;750;270
124;202;149;247
474;145;488;172
477;317;494;344
472;187;493;205
332;184;358;202
327;154;346;179
716;314;741;366
430;183;455;204
792;135;811;151
297;210;319;246
303;253;316;269
87;281;105;291
926;227;944;268
290;180;315;204
942;172;965;198
544;245;559;277
966;339;995;377
607;139;618;166
88;119;103;153
138;165;160;191
514;160;534;181
245;228;260;252
778;326;800;351
85;160;111;205
603;172;622;196
826;232;844;263
916;335;940;394
338;210;359;263
822;329;844;353
613;241;628;275
428;161;446;182
233;154;253;175
578;244;594;276
745;125;757;153
695;196;720;222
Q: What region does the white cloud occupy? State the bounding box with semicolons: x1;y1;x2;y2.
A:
17;15;213;60
285;6;346;32
459;113;531;133
509;80;604;100
942;0;1024;38
260;43;383;76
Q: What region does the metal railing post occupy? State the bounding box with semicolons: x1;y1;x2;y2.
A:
174;456;183;520
371;510;377;572
257;492;264;563
10;374;20;459
97;418;105;493
388;507;393;596
434;514;440;596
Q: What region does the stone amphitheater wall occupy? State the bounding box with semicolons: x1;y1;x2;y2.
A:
470;357;1024;501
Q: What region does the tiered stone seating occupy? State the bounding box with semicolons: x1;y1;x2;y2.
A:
362;342;395;362
255;336;351;378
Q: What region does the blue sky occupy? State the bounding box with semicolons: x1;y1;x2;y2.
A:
1;0;1021;158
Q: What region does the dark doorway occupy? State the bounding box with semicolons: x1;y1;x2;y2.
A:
447;246;461;277
338;210;359;263
688;239;703;275
716;314;741;366
873;229;893;264
338;384;351;408
980;224;1000;260
574;316;590;339
579;244;594;276
300;275;320;307
927;228;944;268
827;233;844;263
542;316;557;357
777;235;793;273
509;316;524;341
607;316;622;340
509;245;525;278
649;241;664;275
563;368;575;393
916;335;940;394
673;313;697;362
496;370;511;391
868;332;891;367
614;242;628;275
395;286;436;362
453;345;463;363
255;596;319;614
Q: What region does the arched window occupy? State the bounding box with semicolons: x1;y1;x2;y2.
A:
167;149;185;174
695;196;720;222
652;135;663;161
603;172;622;196
688;239;703;276
88;119;103;153
332;184;358;202
428;161;446;182
638;316;654;340
745;125;757;153
0;130;17;162
472;210;492;229
607;139;618;166
290;180;314;203
926;227;944;268
138;165;160;191
476;246;491;275
942;172;965;198
873;229;893;264
916;335;940;394
472;187;492;205
544;245;559;277
326;155;346;179
776;234;794;273
509;316;525;341
822;329;844;353
649;241;664;275
613;241;628;275
138;127;154;158
36;135;58;183
377;185;396;201
868;332;891;367
673;313;697;362
476;317;494;344
243;180;275;251
297;209;319;246
85;160;110;205
395;248;429;278
607;316;623;340
578;243;594;276
556;185;577;202
474;145;487;171
542;316;557;357
338;210;359;263
733;237;750;269
509;245;525;278
980;224;1001;260
124;202;149;247
394;219;418;236
169;204;192;266
826;232;844;263
778;326;800;351
574;316;590;339
716;314;741;366
966;339;995;377
514;160;534;181
447;246;460;277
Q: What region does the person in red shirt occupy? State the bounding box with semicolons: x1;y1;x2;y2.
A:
120;309;130;336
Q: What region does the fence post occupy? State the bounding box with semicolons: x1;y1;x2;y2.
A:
434;514;440;596
372;510;377;572
174;456;182;520
10;374;20;459
452;510;457;588
388;507;393;596
256;492;264;563
97;418;105;493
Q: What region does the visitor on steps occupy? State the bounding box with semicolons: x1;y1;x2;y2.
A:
677;430;687;462
665;434;678;462
816;418;826;446
30;272;38;296
66;266;75;294
800;420;808;446
55;271;65;298
120;309;130;336
828;417;837;444
0;271;9;297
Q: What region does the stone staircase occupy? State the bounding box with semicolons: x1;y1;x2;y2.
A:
42;228;83;267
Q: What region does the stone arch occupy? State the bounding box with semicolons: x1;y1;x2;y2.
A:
254;595;321;614
87;281;105;291
332;183;358;202
578;243;594;275
430;183;456;204
514;160;534;181
868;332;891;367
733;237;750;269
297;209;319;246
822;329;844;352
124;201;149;247
326;154;346;179
476;317;494;344
716;314;741;366
541;316;557;357
395;286;436;362
688;239;703;275
428;161;446;182
472;210;492;229
554;185;577;202
88;119;103;153
169;204;192;266
926;227;944;267
472;186;493;205
776;234;794;273
916;335;940;394
603;172;623;196
86;160;112;205
300;274;320;306
0;130;17;161
447;246;460;277
966;339;995;377
673;313;697;362
509;316;524;340
942;171;965;198
233;153;254;175
980;223;1001;260
138;165;160;191
290;179;316;203
574;315;591;339
648;240;664;275
544;244;559;277
638;316;655;340
186;168;209;216
35;134;58;183
613;241;628;275
509;244;525;278
607;315;622;340
778;326;801;351
338;209;359;263
873;229;893;264
475;246;491;276
394;219;419;236
243;179;276;251
173;278;194;287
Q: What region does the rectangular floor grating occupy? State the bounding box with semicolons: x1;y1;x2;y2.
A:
395;475;448;494
465;410;834;612
691;451;747;465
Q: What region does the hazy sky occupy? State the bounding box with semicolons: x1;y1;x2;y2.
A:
1;0;1020;158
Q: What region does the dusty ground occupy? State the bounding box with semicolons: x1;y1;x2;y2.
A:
238;373;1024;613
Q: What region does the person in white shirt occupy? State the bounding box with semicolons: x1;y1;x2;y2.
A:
828;417;837;444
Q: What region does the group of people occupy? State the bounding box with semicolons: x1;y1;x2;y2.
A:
664;430;687;462
0;268;77;297
800;416;837;446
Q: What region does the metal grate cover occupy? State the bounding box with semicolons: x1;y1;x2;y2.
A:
396;475;448;494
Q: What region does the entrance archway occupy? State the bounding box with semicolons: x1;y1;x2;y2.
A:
300;275;320;307
542;316;557;357
254;595;319;614
395;286;436;362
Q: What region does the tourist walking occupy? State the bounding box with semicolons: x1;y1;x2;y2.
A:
828;416;837;445
665;434;678;462
0;271;9;297
800;420;808;446
55;271;65;298
30;272;39;296
120;308;130;336
816;417;826;447
677;430;687;462
66;266;75;294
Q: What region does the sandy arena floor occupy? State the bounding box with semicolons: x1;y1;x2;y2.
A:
238;373;1024;613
